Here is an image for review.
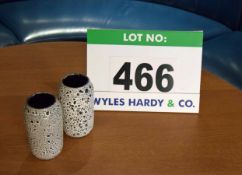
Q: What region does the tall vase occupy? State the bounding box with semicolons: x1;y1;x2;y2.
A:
58;73;94;138
24;93;63;160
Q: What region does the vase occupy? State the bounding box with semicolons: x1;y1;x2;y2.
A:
24;92;63;160
58;73;94;138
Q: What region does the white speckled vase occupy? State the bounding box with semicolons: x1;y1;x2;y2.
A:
24;93;63;160
58;73;94;138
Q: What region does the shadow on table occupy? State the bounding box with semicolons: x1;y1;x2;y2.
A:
17;134;93;175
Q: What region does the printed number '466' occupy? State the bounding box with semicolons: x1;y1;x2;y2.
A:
113;62;174;92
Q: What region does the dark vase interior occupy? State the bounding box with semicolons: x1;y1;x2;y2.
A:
62;74;88;88
28;93;56;109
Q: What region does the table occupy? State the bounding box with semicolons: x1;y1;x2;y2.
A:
0;42;241;175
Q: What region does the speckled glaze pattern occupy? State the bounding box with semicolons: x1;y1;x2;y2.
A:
58;76;94;138
24;99;63;160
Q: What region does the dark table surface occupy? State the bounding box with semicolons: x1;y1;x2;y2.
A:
0;42;241;175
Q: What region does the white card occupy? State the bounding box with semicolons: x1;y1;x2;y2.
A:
87;29;203;113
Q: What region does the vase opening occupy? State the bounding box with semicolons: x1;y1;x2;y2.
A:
28;93;56;109
63;74;88;88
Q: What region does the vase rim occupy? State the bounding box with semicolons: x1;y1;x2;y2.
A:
26;92;56;110
61;73;89;89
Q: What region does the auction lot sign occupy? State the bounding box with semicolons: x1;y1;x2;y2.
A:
87;29;203;113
